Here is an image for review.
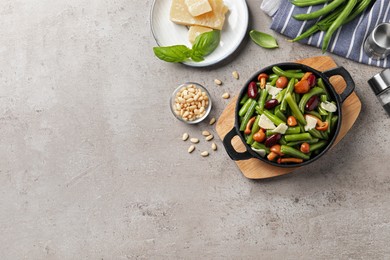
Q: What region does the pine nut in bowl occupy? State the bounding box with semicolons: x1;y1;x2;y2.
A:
170;82;212;124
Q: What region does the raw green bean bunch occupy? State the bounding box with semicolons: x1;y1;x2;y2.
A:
290;0;373;52
238;66;339;165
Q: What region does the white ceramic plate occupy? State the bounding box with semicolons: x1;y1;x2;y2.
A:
150;0;249;67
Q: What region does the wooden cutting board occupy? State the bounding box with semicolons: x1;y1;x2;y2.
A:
215;56;361;179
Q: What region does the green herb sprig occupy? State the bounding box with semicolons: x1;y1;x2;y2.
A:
153;30;220;63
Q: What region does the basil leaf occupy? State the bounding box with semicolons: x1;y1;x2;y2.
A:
153;45;191;63
190;51;205;62
192;30;220;57
249;30;279;49
153;30;220;63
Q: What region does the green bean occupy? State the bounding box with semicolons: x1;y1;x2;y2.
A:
290;5;344;42
308;128;328;140
309;141;328;152
298;123;305;133
307;110;322;119
322;0;357;52
263;110;285;126
326;111;333;135
286;126;301;134
317;4;346;31
285;92;306;125
286;138;320;147
246;115;261;145
240;94;249;105
293;0;347;21
292;0;371;45
270;77;278;86
318;106;329;116
272;66;304;79
255;106;262;115
281;145;311;160
298;87;325;113
252;142;270;153
331;115;338;131
279;136;288;145
286;69;303;73
291;0;330;7
265;130;273;137
313;149;321;156
321;130;329;140
284;133;313;142
239;100;257;131
275;105;287;122
308;128;323;139
343;0;373;24
280;77;295;112
290;25;320;43
294;92;301;104
257;89;268;113
320;94;328;103
276;88;287;103
266;126;300;137
239;98;253;117
317;78;330;99
269;74;278;80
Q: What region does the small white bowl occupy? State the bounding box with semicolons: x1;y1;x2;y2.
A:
170;82;212;124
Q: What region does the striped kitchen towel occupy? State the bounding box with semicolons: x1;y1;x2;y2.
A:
263;0;390;68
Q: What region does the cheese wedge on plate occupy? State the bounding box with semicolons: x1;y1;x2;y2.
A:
170;0;229;30
185;0;212;17
188;26;213;44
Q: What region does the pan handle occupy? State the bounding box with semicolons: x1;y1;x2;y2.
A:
322;66;355;103
222;128;253;161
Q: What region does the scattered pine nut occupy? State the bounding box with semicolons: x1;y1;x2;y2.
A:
182;133;189;141
201;151;209;157
190;138;199;143
188;145;195;153
209;117;216;125
205;135;214;141
232;70;239;79
202;130;211;136
214;79;222;85
211;143;217;151
222;93;230;99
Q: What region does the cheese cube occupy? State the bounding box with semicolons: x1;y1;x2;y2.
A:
170;0;229;30
188;26;213;44
185;0;212;17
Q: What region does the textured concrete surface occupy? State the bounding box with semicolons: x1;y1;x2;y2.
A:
1;0;390;259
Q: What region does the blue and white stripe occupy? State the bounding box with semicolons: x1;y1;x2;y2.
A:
270;0;390;68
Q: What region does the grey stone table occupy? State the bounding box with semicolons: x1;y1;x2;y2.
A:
1;0;389;259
